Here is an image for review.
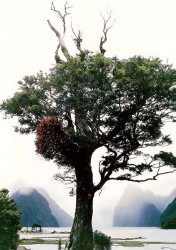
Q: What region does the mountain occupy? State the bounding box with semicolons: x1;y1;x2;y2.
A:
156;189;176;212
38;188;73;227
113;185;176;227
159;198;176;229
113;201;161;227
137;203;161;227
11;188;59;227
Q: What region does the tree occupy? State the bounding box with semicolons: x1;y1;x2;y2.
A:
32;223;42;232
1;2;176;250
0;189;22;250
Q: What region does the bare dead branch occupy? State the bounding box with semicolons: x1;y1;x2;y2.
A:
99;10;116;54
51;1;73;34
55;44;61;63
99;188;104;196
47;19;60;36
47;19;70;59
71;20;83;52
54;171;76;185
48;1;72;61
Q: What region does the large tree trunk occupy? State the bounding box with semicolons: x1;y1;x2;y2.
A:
67;160;94;250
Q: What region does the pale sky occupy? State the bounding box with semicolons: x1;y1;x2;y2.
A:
1;0;176;227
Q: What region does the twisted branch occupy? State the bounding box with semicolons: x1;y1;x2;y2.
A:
100;10;116;54
47;1;72;61
51;1;73;34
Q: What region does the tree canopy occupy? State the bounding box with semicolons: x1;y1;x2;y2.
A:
0;189;22;250
1;54;176;184
1;2;176;249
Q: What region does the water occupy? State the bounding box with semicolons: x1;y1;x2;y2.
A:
21;244;176;250
102;227;176;242
113;245;176;250
20;227;176;250
21;245;58;250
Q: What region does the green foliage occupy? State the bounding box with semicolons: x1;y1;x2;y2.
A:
32;223;42;232
159;198;176;229
154;151;176;168
161;219;176;229
58;239;62;250
1;48;176;250
1;53;176;181
93;230;112;250
0;189;22;250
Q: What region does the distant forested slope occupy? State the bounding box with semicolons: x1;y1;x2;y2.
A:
159;198;176;229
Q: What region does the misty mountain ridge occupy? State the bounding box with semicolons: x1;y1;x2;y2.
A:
113;185;176;227
117;185;176;212
11;187;73;227
11;189;59;227
38;188;73;227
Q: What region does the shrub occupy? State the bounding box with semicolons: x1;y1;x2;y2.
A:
58;239;62;250
0;189;22;250
93;230;112;250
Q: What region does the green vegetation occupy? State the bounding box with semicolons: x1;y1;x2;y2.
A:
115;241;144;247
1;2;176;249
2;53;176;250
20;239;45;244
93;230;112;249
161;219;176;229
20;238;67;245
0;189;22;250
32;223;42;232
58;239;62;250
159;198;176;229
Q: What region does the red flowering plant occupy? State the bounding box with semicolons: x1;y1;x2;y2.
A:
35;116;67;160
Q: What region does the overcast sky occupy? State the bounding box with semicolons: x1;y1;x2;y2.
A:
1;0;176;227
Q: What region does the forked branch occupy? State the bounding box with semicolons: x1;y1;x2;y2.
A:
100;10;116;54
93;147;176;193
51;1;73;34
47;1;72;61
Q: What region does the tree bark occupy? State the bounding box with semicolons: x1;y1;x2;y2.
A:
67;160;94;250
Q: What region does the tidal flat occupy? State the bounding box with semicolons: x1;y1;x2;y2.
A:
19;227;176;249
20;237;176;247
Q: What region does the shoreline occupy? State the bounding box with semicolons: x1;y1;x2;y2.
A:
19;228;176;248
20;235;176;247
